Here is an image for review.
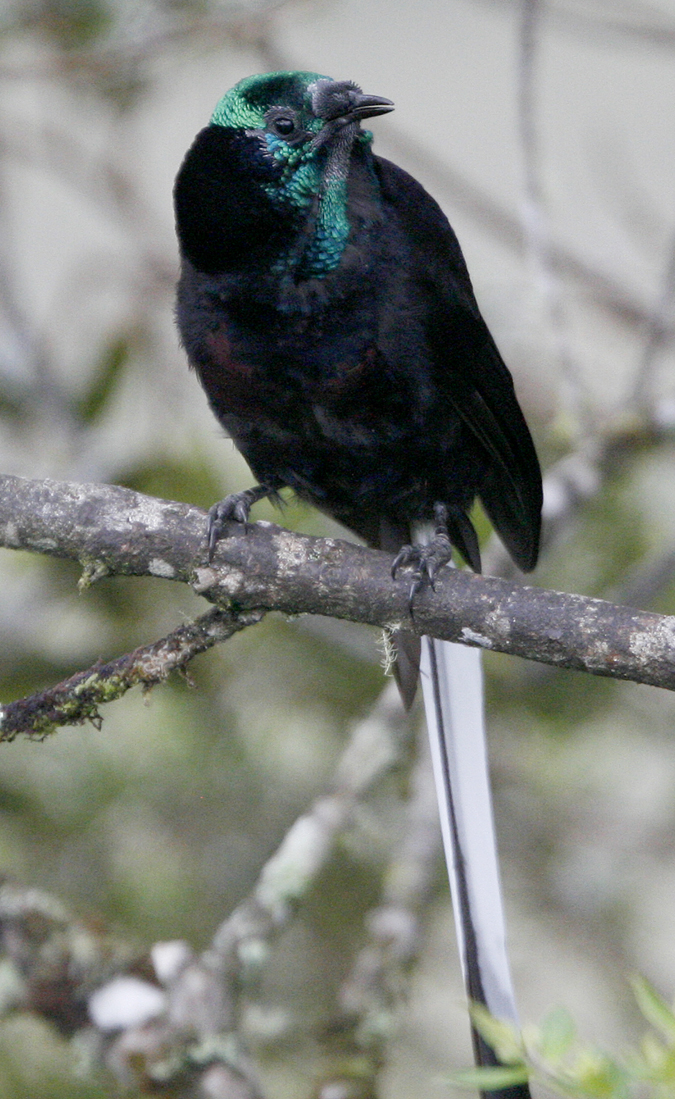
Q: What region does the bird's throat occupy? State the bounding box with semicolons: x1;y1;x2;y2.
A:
272;125;356;283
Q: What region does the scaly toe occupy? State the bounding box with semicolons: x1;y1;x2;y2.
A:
207;493;252;561
392;543;420;580
393;536;454;610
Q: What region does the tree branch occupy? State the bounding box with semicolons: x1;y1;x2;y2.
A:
1;474;674;717
0;606;264;741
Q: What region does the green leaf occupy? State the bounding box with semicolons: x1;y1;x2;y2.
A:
444;1065;530;1091
637;1031;668;1072
573;1054;628;1099
469;1003;524;1064
539;1007;577;1061
75;335;130;424
631;1033;675;1087
631;977;675;1045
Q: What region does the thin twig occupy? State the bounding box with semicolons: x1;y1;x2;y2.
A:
518;0;588;434
325;721;442;1093
0;2;297;83
548;0;675;50
205;683;410;974
0;606;263;741
629;224;675;408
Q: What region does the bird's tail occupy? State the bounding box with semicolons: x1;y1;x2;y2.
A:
378;516;528;1094
420;636;530;1099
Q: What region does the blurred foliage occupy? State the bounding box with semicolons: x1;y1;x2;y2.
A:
3;0;112;50
450;979;675;1099
0;1017;108;1099
1;0;675;1096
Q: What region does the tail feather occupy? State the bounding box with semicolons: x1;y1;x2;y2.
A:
420;637;530;1099
391;629;421;710
379;515;528;1096
378;517;421;709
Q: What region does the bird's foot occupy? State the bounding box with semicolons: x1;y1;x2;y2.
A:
392;504;454;608
207;484;275;561
392;536;454;606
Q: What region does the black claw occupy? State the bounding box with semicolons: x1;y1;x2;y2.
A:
207;519;219;563
392;544;418;579
206;484;274;562
426;557;442;587
408;577;422;612
207;500;240;563
393;514;456;612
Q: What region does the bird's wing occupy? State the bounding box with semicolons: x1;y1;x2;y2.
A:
374;157;542;572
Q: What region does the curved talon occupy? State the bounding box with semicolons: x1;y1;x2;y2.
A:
392;531;455;612
408;576;423;610
206;484;274;562
391;543;418;579
207;501;242;562
425;556;442;587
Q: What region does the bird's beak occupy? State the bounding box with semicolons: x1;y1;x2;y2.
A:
349;92;395;120
308;81;394;152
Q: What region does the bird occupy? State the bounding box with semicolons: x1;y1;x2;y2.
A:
174;70;542;1098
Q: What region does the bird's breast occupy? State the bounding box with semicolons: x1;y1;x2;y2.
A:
199;319;415;432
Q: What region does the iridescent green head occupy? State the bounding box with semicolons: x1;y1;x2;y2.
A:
211;70;393;144
212;71;330;132
209;71;394;277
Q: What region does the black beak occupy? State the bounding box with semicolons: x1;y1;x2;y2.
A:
311;78;394;125
349;92;395;120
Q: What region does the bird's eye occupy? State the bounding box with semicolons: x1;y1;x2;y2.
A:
265;107;305;141
274;115;296;135
272;116;296;136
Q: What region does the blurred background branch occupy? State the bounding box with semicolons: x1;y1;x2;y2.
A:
0;685;419;1098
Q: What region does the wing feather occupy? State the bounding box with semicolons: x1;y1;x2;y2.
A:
375;156;542;571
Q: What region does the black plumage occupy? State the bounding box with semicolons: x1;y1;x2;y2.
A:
175;74;542;1097
174;72;542;701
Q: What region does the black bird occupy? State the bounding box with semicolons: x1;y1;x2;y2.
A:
175;71;541;1097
